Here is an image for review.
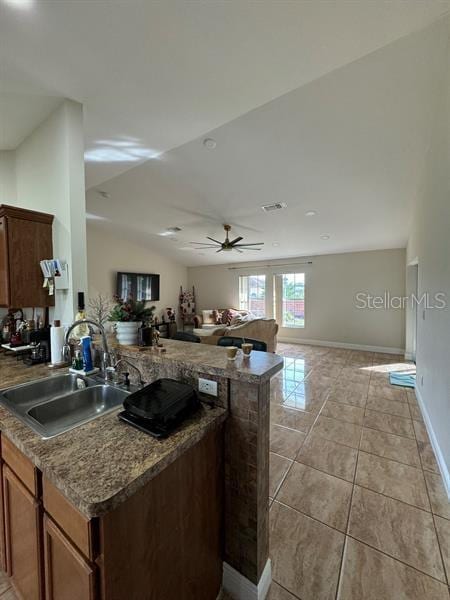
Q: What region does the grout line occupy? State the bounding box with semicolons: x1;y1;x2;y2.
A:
345;533;448;586
334;400;365;600
270;579;303;600
273;498;347;536
364;407;413;423
357;444;423;470
362;423;416;442
293;456;355;485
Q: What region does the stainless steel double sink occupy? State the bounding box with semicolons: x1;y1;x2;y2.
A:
0;373;130;439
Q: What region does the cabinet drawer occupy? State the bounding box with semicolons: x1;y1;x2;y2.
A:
43;477;95;561
2;435;38;497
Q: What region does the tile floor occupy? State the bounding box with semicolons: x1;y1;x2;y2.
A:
266;342;450;600
2;342;449;600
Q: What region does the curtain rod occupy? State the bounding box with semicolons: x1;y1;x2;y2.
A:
227;261;313;270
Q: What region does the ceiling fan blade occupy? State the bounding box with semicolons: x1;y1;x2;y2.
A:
216;248;224;253
207;237;223;244
229;236;243;245
235;247;262;250
233;247;243;253
233;243;264;247
191;246;221;249
190;242;221;246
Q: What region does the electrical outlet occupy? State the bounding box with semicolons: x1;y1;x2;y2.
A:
198;378;218;397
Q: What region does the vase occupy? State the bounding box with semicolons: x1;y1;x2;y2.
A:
115;321;142;345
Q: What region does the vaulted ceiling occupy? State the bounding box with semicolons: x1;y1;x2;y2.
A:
1;1;449;264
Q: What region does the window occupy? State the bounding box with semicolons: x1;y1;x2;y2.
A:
281;273;305;327
239;275;266;317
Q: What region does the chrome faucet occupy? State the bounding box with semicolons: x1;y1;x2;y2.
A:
63;319;112;376
112;358;145;387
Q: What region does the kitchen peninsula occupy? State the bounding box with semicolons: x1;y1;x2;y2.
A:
0;340;283;599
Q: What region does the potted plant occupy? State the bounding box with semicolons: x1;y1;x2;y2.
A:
109;296;156;345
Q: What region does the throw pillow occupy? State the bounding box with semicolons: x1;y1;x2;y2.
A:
221;309;233;325
202;310;215;325
212;309;223;325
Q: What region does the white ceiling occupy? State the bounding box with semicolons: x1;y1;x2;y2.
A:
1;0;449;187
86;18;449;266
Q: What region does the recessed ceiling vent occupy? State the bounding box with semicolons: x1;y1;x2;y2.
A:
261;202;287;213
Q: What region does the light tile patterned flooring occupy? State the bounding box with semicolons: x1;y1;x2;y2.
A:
2;342;449;600
266;342;450;600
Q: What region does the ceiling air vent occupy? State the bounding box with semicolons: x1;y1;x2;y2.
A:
261;202;287;213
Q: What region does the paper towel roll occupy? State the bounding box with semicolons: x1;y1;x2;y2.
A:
50;324;65;365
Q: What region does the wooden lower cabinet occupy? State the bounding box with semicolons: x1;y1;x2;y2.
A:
0;426;224;599
43;515;95;600
3;465;42;600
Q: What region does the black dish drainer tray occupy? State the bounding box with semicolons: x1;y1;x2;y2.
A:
119;378;200;438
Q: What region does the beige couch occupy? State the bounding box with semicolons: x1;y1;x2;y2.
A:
201;318;279;353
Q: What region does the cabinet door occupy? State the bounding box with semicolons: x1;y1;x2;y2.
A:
7;216;54;307
44;515;96;600
3;465;42;600
0;463;6;572
0;217;9;306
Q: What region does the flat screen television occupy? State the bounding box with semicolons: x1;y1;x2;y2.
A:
116;272;160;302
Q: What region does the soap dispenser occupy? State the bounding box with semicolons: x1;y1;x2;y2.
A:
72;292;90;339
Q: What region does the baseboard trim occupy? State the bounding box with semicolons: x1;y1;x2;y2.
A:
223;560;271;600
277;337;404;355
414;385;450;499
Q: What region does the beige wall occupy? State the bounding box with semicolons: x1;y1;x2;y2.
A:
87;224;188;322
188;248;406;352
0;101;87;324
0;151;17;204
406;20;450;494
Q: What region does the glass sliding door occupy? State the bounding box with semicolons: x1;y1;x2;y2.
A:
275;273;305;328
239;274;266;317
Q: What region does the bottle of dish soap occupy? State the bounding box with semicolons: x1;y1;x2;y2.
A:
80;335;94;373
72;292;90;339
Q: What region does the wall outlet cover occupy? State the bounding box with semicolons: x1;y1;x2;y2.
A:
198;378;218;397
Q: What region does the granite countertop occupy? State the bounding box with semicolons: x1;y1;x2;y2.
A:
116;338;284;383
0;352;227;518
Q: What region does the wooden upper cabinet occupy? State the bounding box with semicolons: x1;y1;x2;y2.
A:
0;204;54;308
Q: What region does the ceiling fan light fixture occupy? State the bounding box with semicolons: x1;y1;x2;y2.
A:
191;224;264;254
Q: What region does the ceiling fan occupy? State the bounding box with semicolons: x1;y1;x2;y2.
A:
190;224;264;253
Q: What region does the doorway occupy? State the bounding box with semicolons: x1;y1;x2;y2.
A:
406;260;419;363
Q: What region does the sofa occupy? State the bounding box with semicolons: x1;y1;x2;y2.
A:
193;308;251;330
198;317;279;353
